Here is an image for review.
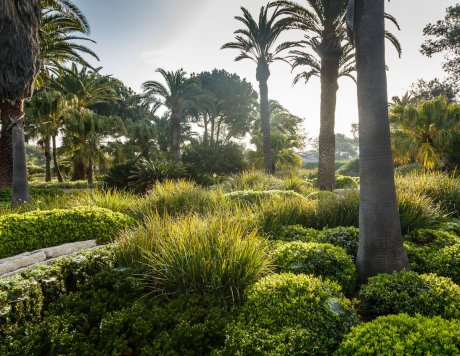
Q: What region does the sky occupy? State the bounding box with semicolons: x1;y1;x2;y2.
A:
73;0;457;138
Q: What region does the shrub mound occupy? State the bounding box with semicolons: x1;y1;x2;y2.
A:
360;271;460;319
431;245;460;284
335;175;358;189
0;207;133;258
318;226;359;259
222;273;359;355
225;190;304;205
276;225;320;242
272;242;356;293
336;314;460;355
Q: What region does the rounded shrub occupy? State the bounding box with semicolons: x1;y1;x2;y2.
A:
275;225;320;242
272;242;357;293
229;273;359;354
431;245;460;284
360;271;460;319
336;314;460;355
318;226;359;260
405;229;459;248
0;206;134;258
225;190;304;206
335;175;358;189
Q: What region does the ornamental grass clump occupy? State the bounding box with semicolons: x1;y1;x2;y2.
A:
116;213;272;304
336;314;460;355
360;271;460;319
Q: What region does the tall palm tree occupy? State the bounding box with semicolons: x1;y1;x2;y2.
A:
0;0;41;204
352;0;409;281
390;96;460;169
274;0;401;190
222;5;292;173
142;68;203;163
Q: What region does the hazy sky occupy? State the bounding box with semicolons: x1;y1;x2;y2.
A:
73;0;456;138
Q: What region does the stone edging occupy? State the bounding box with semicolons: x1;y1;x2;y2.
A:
0;240;98;278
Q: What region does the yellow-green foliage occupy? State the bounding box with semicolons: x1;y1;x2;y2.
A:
222;273;359;355
71;189;141;216
336;314;460;355
360;271;460;319
0;207;133;258
225;190;305;206
116;213;272;304
431;244;460;284
271;242;357;294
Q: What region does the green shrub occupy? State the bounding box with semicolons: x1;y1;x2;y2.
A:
276;225;320;242
405;228;459;248
318;226;359;259
0;207;133;258
441;219;460;236
225;273;359;355
271;242;357;293
117;213;272;304
336;158;359;177
335;175;358;189
395;163;424;175
360;271;460;319
336;314;460;355
223;171;285;192
225;190;304;205
431;245;460;284
103;160;137;191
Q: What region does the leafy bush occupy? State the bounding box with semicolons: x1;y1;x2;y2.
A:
222;273;359;355
360;271;460;319
0;207;133;258
335;175;358;189
271;242;357;293
431;244;460;284
441;219;460;236
318;226;359;260
276;225;320;242
336;158;359;177
336;314;460;355
405;228;459;248
102;160;137;191
182;141;247;175
225;189;304;205
117;213;272;304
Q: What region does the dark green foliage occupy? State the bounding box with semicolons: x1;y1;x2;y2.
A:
336;158;359;177
225;189;304;205
223;273;359;355
317;226;359;260
271;242;357;294
431;244;460;284
360;271;460;319
441;219;460;236
102;160;137;191
276;225;320;242
336;314;460;355
183;141;247;176
0;207;134;258
405;228;459;248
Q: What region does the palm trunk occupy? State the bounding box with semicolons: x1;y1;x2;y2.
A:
72;160;85;181
355;0;409;282
259;78;274;174
317;57;340;191
171;109;181;163
44;137;52;182
52;135;63;182
8;100;30;205
86;158;93;185
0;101;13;189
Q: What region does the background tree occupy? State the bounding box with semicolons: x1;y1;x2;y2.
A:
335;133;358;160
222;5;292;173
352;0;409;281
409;78;459;103
0;0;41;203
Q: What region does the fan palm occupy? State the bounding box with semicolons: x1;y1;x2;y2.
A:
390;96;460;169
352;0;409;281
273;0;401;190
142;68;204;163
0;0;41;203
222;4;292;173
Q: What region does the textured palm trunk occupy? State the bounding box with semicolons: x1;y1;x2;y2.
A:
171;109;181;163
52;135;63;182
9;99;30;205
44;137;52;182
317;57;340;191
259;78;274;174
355;0;409;282
86;158;93;185
0;101;13;188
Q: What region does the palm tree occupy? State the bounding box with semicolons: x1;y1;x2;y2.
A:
222;5;292;173
352;0;409;281
273;0;401;190
0;0;41;204
142;68;203;163
390;96;460;169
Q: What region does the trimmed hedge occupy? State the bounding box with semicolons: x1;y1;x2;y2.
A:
360;271;460;319
336;314;460;355
0;206;134;258
223;273;359;355
275;225;320;242
431;244;460;284
318;226;359;260
271;242;357;294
